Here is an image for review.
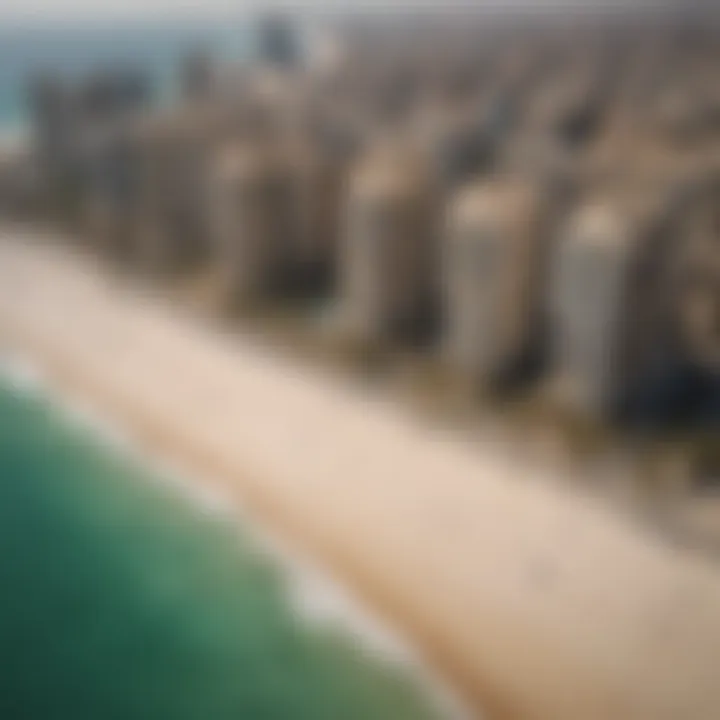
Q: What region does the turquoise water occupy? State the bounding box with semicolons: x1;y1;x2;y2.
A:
0;375;443;720
0;19;253;131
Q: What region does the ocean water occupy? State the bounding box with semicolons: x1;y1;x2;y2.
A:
0;373;445;720
0;19;253;132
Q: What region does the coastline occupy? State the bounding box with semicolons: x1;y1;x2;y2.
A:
3;228;720;720
0;352;471;720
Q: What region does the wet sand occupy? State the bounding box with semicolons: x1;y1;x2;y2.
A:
2;226;720;720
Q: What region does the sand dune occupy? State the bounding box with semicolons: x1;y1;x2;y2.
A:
2;227;720;720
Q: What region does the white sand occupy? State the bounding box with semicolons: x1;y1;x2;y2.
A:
2;227;720;720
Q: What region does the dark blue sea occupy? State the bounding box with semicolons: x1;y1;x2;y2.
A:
0;18;253;132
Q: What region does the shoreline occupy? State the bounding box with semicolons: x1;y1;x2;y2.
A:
3;228;720;720
0;351;472;720
0;340;482;720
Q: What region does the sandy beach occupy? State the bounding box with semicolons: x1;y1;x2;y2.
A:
2;226;720;720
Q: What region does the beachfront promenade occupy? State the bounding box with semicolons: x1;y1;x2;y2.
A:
2;227;720;720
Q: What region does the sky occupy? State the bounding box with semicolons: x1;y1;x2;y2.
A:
0;0;702;28
0;0;678;24
0;0;244;22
